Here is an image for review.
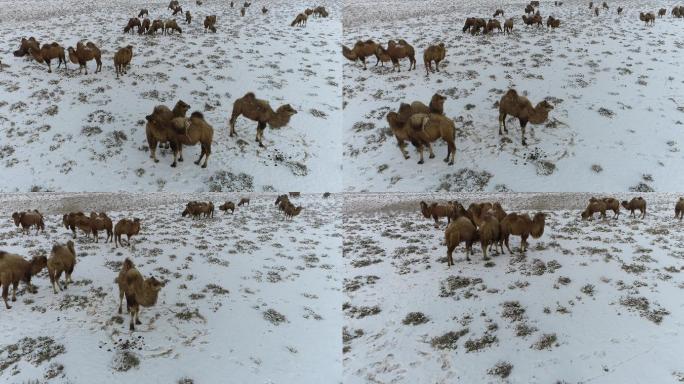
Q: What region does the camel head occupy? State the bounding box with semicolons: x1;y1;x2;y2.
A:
145;276;164;292
12;212;21;226
276;104;297;120
581;209;590;220
535;100;554;114
430;93;447;113
419;201;432;218
30;256;48;277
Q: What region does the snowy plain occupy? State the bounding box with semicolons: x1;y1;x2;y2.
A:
343;192;684;383
342;0;684;192
0;192;342;383
0;0;342;192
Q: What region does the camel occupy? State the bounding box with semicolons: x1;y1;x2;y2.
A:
138;9;149;18
445;217;478;266
500;212;545;253
139;18;151;34
493;9;504;17
485;19;503;34
639;12;656;24
547;16;561;28
167;112;214;168
186;11;192;24
168;0;179;10
401;113;457;165
145;100;190;163
149;19;165;34
621;197;646;218
342;40;380;70
291;13;307;27
124;18;142;33
204;15;217;32
498;89;554;146
116;258;163;331
0;253;47;309
675;198;684;220
423;43;446;75
113;45;133;79
385;40;416;72
13;37;40;57
522;14;543;27
164;19;182;34
463;17;486;33
228;92;297;148
67;41;101;75
504;18;514;34
29;43;67;73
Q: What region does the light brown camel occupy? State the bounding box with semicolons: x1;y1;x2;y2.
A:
498;89;554;146
228;92;297;148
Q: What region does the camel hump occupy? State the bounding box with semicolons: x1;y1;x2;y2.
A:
122;258;135;270
0;251;6;258
505;89;518;97
51;244;62;253
244;92;256;100
191;111;204;119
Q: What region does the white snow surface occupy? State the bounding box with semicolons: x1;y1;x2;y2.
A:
0;192;342;383
342;0;684;192
343;192;684;383
0;0;342;193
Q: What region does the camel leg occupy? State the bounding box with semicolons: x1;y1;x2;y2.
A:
398;140;410;159
12;281;18;300
416;144;425;164
447;245;455;267
50;272;58;294
148;135;159;162
47;59;52;73
361;56;367;70
201;143;210;168
498;113;507;135
256;121;267;148
504;235;512;254
521;234;529;253
481;240;490;260
170;142;179;167
126;235;131;246
229;113;239;137
520;119;528;146
427;143;435;159
55;271;64;291
178;144;184;162
2;282;10;309
445;140;456;165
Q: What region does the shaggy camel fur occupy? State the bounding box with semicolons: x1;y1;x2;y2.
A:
479;214;503;260
388;94;446;159
145;100;191;163
493;9;504;17
149;19;165;34
500;212;545;253
547;16;561;28
504;18;514;34
485;19;503;34
13;37;39;57
522;14;543;27
445;217;478;266
600;197;620;219
164;19;182;34
283;204;303;220
0;252;47;309
342;40;380;70
166;112;214;168
47;241;76;294
420;201;454;228
138;9;149;18
401;113;456;165
675;198;684;220
124;17;141;33
463;17;487;34
238;198;250;206
219;202;235;214
63;212;85;238
90;212;113;242
621;197;646;218
374;45;392;67
114;218;141;247
113;45;133;79
229;92;297;148
423;43;446;75
29;43;67;73
12;211;45;234
116;258;163;331
581;199;607;220
67;41;101;74
183;201;214;219
139;18;151;34
385;40;416;72
291;13;308;27
498;89;554;146
491;202;507;222
639;12;656;24
186;11;192;24
204;15;217;32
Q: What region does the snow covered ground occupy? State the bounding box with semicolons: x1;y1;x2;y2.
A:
0;192;342;383
343;192;684;383
0;0;342;192
342;0;684;192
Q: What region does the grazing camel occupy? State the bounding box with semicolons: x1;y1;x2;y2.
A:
342;40;380;70
291;13;308;26
29;43;67;73
228;92;297;148
498;89;554;146
445;217;478;266
385;40;416;72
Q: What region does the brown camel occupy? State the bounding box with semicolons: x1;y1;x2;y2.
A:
67;41;101;74
13;37;40;57
145;100;191;164
228;92;297;148
167;112;214;168
385;40;416;72
500;212;545;253
498;89;554;146
29;43;67;73
342;40;380;70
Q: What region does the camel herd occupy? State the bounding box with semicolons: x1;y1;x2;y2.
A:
2;193;312;330
385;89;552;165
422;197;684;267
343;2;684;73
291;6;329;27
145;93;297;168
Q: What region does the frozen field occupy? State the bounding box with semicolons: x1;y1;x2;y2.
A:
0;192;341;383
342;0;684;192
0;0;341;192
343;193;684;383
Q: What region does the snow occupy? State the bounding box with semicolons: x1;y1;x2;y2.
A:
343;192;684;383
342;0;684;192
0;0;342;193
0;192;342;383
